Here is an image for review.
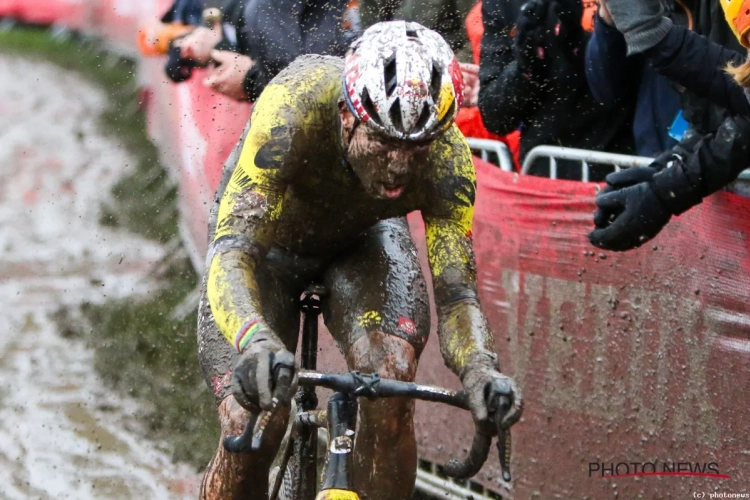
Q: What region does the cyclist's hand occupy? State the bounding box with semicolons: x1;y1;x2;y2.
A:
461;351;523;432
231;330;297;413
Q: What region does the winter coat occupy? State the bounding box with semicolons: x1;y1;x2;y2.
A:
585;5;687;157
477;0;634;178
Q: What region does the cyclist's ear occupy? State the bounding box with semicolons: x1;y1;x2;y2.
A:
339;101;356;129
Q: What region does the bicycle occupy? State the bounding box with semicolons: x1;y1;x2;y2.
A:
224;284;513;500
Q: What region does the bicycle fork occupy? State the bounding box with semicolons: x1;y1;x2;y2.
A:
298;285;359;500
315;393;359;500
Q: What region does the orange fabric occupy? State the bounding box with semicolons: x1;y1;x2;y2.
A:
456;107;521;168
466;1;484;65
582;1;599;33
137;21;192;56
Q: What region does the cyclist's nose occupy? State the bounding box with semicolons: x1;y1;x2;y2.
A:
386;149;412;176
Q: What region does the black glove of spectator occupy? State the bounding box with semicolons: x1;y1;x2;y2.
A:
514;0;552;77
589;179;672;251
552;0;585;56
590;115;750;251
592;166;658;228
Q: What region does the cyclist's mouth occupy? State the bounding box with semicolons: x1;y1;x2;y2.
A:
379;182;406;199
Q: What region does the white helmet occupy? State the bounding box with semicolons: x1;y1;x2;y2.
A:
343;21;464;141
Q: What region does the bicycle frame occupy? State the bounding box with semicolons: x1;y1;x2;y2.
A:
266;285;361;500
235;284;512;500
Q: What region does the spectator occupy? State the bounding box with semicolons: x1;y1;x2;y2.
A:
478;0;634;180
358;0;475;59
589;0;750;251
167;0;352;101
585;0;690;157
454;1;522;167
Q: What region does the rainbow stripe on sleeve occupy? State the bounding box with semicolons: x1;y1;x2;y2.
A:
235;317;268;352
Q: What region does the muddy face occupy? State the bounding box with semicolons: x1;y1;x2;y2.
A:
344;117;432;200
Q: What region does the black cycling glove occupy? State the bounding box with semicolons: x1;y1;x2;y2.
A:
231;330;296;412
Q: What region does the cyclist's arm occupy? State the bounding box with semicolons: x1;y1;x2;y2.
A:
423;127;495;375
206;84;295;352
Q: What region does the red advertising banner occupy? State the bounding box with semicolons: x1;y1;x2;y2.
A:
411;161;750;497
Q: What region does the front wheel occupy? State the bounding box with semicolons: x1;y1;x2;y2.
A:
269;426;328;500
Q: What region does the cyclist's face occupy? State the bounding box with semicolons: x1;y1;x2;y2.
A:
346;123;432;200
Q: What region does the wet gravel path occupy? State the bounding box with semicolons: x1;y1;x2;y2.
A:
0;54;199;499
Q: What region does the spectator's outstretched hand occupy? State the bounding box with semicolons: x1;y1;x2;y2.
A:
591;166;658;229
178;26;223;66
204;50;255;102
588;179;671;251
459;63;480;107
514;0;552;77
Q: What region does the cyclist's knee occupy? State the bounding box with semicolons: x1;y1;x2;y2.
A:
348;331;417;382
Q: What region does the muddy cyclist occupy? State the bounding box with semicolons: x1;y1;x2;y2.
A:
197;21;523;499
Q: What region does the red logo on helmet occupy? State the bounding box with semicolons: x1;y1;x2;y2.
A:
400;78;429;98
449;57;464;108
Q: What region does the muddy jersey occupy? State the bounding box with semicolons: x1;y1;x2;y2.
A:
206;54;493;374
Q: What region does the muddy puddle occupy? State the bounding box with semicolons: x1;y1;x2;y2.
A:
0;54;199;498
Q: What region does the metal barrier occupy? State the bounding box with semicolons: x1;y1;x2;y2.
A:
521;145;654;182
466;138;514;172
521;145;750;194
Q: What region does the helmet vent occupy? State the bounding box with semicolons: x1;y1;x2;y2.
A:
430;63;442;103
361;88;383;127
384;58;398;97
389;98;404;133
414;102;431;133
406;29;418;38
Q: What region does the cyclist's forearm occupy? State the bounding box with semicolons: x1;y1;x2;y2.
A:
207;249;272;352
437;299;495;375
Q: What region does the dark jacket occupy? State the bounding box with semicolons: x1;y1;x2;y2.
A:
241;0;350;100
478;0;634;177
645;25;749;119
681;0;745;134
644;24;750;212
585;10;682;157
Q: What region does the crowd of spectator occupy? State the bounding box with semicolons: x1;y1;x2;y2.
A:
146;0;750;250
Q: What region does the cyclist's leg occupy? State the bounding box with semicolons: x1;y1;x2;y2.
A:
323;217;429;500
197;261;301;500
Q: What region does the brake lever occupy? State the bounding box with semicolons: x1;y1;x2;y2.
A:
491;394;512;482
251;364;295;450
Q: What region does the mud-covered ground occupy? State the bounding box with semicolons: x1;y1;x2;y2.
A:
0;47;204;498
